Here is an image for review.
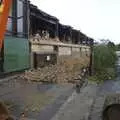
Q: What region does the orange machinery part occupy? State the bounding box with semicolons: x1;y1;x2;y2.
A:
0;0;13;49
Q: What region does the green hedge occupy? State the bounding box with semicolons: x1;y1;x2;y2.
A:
94;45;117;70
89;44;117;83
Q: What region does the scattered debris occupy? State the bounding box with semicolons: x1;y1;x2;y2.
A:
23;57;89;84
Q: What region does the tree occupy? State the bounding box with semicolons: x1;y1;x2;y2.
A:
116;44;120;51
107;41;116;50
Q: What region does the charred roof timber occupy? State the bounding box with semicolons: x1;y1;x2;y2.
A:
58;24;72;43
30;4;59;24
30;4;59;38
71;29;80;44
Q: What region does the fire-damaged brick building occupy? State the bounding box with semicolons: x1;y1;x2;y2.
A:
29;3;94;69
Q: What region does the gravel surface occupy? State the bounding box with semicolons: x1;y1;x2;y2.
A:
0;77;74;120
50;55;120;120
51;83;98;120
0;54;119;120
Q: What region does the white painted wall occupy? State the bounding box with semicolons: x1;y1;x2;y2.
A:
58;47;72;56
32;45;54;53
7;7;12;33
17;0;23;35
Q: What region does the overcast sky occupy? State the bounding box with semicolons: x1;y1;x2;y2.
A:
30;0;120;44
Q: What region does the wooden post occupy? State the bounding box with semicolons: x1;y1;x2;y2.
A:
89;40;94;76
56;22;59;37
